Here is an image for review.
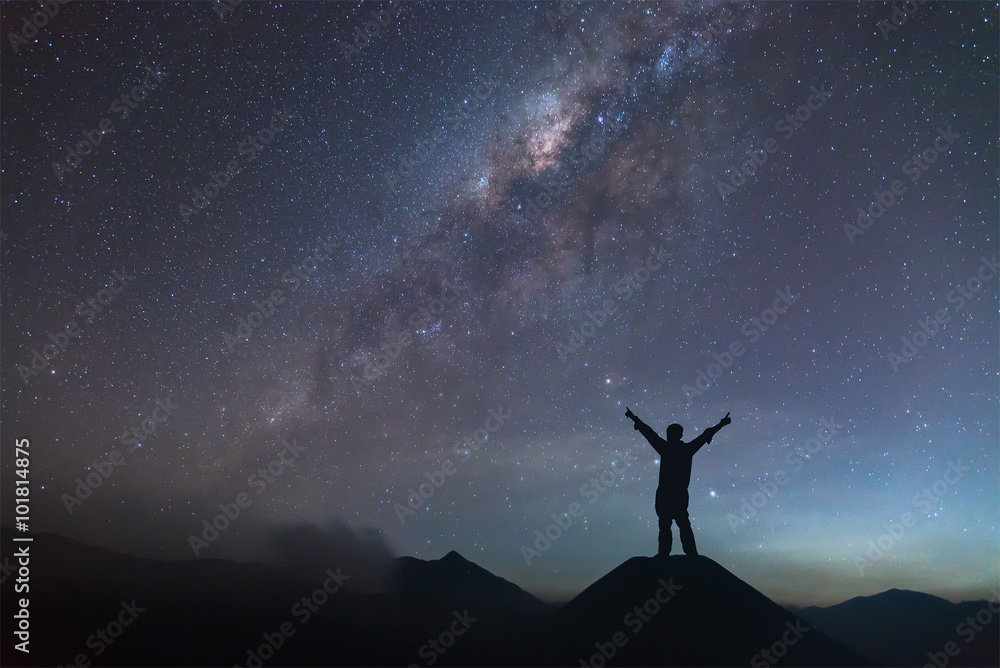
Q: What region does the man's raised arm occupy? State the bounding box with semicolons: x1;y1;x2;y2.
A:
625;406;664;451
689;412;731;452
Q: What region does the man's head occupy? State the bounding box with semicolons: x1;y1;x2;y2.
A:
666;423;683;442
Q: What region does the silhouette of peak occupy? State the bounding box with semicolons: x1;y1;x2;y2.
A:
797;587;1000;667
809;587;956;616
13;533;987;667
393;550;481;579
441;549;470;564
868;587;939;600
879;587;947;602
540;554;874;666
397;549;496;580
390;550;552;618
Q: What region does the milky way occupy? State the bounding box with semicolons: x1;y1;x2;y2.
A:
1;0;997;606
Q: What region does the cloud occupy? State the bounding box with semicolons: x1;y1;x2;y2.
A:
263;519;396;593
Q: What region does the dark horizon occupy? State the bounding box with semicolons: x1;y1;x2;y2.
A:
3;525;994;611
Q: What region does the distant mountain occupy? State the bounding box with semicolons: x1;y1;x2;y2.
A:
793;588;999;667
3;531;953;667
539;554;875;666
0;532;551;667
381;550;558;666
0;532;324;666
392;549;555;616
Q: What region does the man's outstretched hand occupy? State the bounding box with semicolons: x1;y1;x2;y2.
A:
719;411;731;427
625;407;640;429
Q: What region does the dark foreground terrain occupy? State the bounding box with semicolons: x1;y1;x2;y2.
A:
1;532;996;667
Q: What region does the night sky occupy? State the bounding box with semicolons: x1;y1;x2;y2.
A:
1;0;997;607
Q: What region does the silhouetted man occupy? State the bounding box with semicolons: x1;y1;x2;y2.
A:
625;407;731;556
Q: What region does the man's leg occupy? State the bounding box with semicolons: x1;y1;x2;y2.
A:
676;516;697;555
676;497;698;556
655;489;672;556
658;517;673;556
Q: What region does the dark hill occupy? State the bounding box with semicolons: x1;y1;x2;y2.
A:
0;532;929;667
392;549;554;616
539;555;876;666
0;532;551;667
795;588;999;667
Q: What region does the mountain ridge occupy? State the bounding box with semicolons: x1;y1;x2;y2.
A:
795;587;999;667
1;531;994;666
